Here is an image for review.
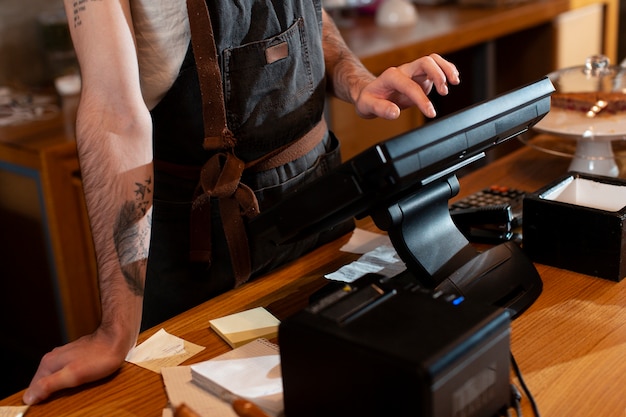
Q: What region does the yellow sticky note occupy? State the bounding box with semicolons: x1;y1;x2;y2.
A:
209;307;280;348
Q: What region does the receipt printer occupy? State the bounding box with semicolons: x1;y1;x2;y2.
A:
279;273;512;417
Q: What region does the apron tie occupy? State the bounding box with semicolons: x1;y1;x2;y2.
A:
190;152;259;287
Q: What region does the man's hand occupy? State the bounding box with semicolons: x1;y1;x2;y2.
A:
354;53;460;120
22;327;132;405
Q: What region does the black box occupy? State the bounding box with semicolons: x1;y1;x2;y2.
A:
279;281;511;417
523;172;626;282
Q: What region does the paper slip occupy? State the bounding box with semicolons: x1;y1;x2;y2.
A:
126;328;205;373
340;228;392;254
0;406;29;417
209;307;280;348
190;338;283;417
326;244;406;283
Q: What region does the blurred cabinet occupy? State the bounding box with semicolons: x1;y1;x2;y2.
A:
0;115;99;351
554;3;604;68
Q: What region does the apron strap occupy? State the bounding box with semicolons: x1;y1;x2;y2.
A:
186;0;235;150
246;118;327;173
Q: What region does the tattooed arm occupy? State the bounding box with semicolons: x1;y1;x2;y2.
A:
321;9;460;119
23;0;153;404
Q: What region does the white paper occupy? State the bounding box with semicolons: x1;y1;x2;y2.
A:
126;328;186;362
161;366;237;417
195;355;281;398
190;339;283;416
340;228;392;254
326;244;406;283
0;406;29;417
125;328;205;374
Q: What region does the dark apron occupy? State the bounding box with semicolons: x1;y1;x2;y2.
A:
143;0;353;329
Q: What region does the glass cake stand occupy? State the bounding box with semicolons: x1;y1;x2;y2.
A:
519;132;626;178
528;55;626;177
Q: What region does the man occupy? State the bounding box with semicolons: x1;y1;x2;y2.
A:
23;0;459;405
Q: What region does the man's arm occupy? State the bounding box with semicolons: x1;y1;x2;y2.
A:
321;9;460;120
23;0;153;405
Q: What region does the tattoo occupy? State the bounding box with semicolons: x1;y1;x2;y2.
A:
113;177;152;296
71;0;102;28
134;177;152;215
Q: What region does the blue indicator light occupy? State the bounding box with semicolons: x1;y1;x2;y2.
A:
452;296;465;306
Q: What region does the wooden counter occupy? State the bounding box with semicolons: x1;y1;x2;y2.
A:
1;143;624;416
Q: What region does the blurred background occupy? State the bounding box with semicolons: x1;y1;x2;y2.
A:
0;0;76;89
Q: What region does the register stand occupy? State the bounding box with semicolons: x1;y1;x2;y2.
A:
249;77;554;416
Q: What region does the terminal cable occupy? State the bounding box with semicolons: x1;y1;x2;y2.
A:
510;351;541;417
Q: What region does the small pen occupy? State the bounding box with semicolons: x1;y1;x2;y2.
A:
174;403;201;417
174;398;272;417
232;398;272;417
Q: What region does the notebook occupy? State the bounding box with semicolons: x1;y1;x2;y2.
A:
190;338;283;416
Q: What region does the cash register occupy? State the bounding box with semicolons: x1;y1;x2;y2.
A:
248;77;554;416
